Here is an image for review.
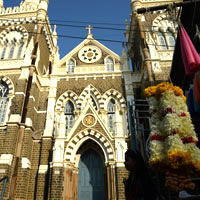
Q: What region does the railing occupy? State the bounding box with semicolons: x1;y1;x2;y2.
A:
0;176;8;200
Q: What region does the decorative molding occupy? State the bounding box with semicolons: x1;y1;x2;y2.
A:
22;157;31;169
9;114;21;123
65;129;115;163
102;89;126;110
38;164;48;174
0;154;13;166
56;90;78;111
82;114;96;127
1;76;15;95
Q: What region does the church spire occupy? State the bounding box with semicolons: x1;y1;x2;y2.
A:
121;43;130;71
86;25;93;39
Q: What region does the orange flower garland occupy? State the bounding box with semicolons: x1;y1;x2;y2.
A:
145;82;200;191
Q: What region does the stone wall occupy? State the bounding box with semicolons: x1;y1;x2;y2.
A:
115;167;129;200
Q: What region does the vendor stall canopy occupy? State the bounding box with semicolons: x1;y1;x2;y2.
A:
170;0;200;91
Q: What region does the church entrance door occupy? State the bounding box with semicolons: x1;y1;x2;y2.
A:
78;149;104;200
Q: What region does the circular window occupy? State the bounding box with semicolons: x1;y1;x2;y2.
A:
82;114;96;127
78;45;102;63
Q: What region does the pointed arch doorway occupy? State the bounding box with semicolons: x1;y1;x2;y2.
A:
78;148;104;200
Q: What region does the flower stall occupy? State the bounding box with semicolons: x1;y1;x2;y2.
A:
144;82;200;192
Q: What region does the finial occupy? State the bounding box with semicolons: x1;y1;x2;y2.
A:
0;0;3;8
53;24;57;33
86;25;93;39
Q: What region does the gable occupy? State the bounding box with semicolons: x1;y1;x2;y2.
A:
66;100;113;142
58;38;120;67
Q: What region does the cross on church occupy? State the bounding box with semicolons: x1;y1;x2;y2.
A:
86;25;93;35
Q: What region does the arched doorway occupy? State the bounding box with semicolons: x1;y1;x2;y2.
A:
78;149;104;200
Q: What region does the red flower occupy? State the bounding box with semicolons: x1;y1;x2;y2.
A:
166;107;173;113
182;137;198;144
170;130;177;135
179;113;186;117
151;134;163;141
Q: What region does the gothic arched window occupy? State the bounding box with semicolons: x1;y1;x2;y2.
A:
17;39;24;58
8;39;16;59
158;31;167;50
67;59;75;73
91;96;98;110
1;40;8;59
64;101;75;133
106;57;114;72
167;30;175;49
107;99;115;132
0;82;9;124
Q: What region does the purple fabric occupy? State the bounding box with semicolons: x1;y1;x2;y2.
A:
179;24;200;75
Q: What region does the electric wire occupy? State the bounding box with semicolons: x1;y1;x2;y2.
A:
0;18;179;34
0;20;177;48
50;19;126;27
20;29;177;48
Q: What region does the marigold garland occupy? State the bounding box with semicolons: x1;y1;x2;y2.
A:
144;82;187;101
145;82;200;191
165;172;195;192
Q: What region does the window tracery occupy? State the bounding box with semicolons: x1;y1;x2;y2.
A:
1;39;8;59
106;57;114;72
0;29;27;60
0;82;9;124
158;30;168;50
107;99;115;132
17;39;24;58
8;39;16;59
167;30;176;49
153;16;177;50
64;101;75;134
67;58;75;73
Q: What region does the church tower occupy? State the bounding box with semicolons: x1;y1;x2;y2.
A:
0;1;132;199
0;0;58;199
127;0;180;83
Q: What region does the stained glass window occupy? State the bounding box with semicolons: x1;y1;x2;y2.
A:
107;99;115;132
1;40;8;59
0;82;9;124
17;39;24;58
8;39;16;59
168;31;175;49
158;31;168;50
67;59;75;73
65;101;75;133
106;57;114;72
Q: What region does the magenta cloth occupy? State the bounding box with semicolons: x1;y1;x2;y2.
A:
179;24;200;75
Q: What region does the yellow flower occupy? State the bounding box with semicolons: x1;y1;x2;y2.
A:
167;150;191;169
144;82;187;101
144;86;157;97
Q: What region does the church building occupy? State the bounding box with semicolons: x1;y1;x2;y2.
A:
0;0;133;199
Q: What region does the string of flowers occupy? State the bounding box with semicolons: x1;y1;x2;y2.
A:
165;172;195;192
145;82;200;191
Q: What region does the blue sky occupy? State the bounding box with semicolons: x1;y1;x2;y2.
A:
5;0;131;59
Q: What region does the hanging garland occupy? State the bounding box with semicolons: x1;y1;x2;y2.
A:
144;82;200;191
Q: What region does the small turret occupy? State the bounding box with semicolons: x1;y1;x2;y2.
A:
23;0;40;6
0;0;4;9
121;43;130;71
53;25;58;47
37;0;49;21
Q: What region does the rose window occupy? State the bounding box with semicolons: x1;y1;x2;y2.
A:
78;45;102;63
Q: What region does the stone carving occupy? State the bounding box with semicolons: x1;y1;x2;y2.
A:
83;114;96;127
158;51;173;60
53;142;64;162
